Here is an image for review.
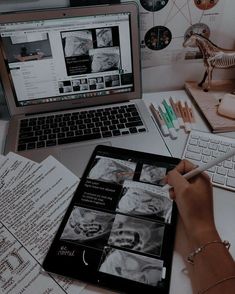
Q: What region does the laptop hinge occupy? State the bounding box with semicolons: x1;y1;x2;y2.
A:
25;100;130;116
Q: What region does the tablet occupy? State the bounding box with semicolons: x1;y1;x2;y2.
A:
43;145;180;294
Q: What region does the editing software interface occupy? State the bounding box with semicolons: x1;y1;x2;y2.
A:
0;12;134;106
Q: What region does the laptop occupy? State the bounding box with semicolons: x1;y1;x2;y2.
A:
0;2;170;178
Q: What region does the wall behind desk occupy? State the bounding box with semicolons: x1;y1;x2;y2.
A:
140;0;235;93
0;0;234;105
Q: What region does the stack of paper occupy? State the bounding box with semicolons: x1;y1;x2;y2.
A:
0;152;86;294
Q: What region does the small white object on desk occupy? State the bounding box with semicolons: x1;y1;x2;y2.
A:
218;93;235;119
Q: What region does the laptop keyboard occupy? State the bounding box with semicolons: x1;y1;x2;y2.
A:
17;104;146;151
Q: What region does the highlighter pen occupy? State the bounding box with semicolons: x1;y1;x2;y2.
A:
162;98;180;130
169;97;184;128
150;103;170;136
186;101;196;129
158;104;178;139
178;100;191;133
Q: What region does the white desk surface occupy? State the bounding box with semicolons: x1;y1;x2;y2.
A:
0;90;235;294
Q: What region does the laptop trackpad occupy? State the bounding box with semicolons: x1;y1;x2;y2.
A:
60;142;112;178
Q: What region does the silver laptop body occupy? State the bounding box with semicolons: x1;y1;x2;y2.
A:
0;3;170;177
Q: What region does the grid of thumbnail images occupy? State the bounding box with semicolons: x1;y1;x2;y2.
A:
58;27;127;95
59;153;174;288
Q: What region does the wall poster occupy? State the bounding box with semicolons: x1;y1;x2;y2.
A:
122;0;226;68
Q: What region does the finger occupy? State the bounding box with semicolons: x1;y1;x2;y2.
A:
169;189;175;200
162;175;168;184
167;169;189;191
173;159;197;175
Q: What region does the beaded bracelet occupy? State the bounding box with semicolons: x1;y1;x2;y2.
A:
187;240;230;265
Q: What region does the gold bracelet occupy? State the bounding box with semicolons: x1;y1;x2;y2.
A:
199;275;235;294
187;240;230;265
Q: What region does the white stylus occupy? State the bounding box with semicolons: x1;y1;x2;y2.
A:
162;147;235;192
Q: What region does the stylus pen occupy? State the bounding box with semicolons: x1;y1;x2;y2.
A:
162;147;235;191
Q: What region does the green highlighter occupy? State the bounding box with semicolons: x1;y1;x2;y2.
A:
158;104;177;139
162;99;180;130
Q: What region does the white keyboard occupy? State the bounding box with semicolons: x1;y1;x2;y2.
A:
182;130;235;191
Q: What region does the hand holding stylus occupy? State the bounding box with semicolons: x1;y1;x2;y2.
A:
162;148;235;191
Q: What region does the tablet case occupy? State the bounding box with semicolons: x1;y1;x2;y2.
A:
43;145;180;294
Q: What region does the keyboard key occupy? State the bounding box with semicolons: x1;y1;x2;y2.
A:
208;143;217;150
228;169;235;178
112;130;121;136
226;178;235;188
218;145;228;152
126;121;143;128
84;129;91;135
221;141;230;146
46;140;57;147
200;136;209;142
58;133;66;138
216;166;227;176
19;137;38;144
67;131;75;137
185;152;202;162
101;126;108;132
92;128;100;133
187;145;201;154
49;134;56;139
191;134;199;139
20;127;32;133
202;155;211;163
117;123;125;129
189;138;198;145
122;130;129;135
102;131;112;138
75;130;83;136
202;149;211;156
212;174;225;185
210;139;220;144
223;161;233;169
27;142;36;150
37;141;45;148
109;125;117;131
212;151;223;158
19;132;34;139
199;141;208;148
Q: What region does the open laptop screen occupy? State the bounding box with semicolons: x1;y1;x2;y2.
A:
0;10;134;107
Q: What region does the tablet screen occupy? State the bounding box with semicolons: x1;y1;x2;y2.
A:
43;145;180;294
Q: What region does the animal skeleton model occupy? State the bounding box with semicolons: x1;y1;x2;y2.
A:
183;33;235;91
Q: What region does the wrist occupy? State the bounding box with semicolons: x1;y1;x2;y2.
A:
187;240;231;265
189;227;220;248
